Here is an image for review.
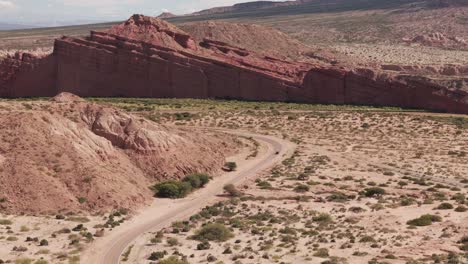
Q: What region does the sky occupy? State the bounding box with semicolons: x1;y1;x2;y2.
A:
0;0;282;26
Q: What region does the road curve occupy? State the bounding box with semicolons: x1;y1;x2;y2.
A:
80;130;295;264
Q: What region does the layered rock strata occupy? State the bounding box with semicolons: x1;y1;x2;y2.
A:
0;14;467;114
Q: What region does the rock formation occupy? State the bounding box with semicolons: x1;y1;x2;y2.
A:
0;14;467;114
0;93;230;213
404;32;467;50
180;21;310;60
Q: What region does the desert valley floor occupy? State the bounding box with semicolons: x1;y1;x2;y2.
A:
0;98;466;264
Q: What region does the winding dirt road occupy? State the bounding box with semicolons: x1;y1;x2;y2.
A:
80;130;295;264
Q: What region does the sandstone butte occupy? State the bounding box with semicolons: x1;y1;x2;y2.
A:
0;14;467;114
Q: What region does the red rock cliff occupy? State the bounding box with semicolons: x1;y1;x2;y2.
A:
0;52;56;97
0;14;467;114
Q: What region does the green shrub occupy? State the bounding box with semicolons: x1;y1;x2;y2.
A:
152;181;192;198
312;213;333;223
167;237;179;246
158;256;189;264
39;239;49;246
407;214;442;226
363;187;386;197
455;206;467;212
313;248;329;257
197;241;211;250
256;180;272;189
359;236;376;243
193;223;234;242
294;184;310;193
148;251;166;261
183;174;210;189
435;202;453;210
15;258;33;264
153;174;211;199
0;219;13;225
327;192;350;203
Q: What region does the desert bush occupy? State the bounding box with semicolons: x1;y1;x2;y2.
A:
455;206;467;212
14;259;33;264
256;180;272;189
0;219;13;225
197;241;211;250
167;237;179;246
407;214;442;226
152;181;192;198
363;187;386;197
223;184;242;197
312;213;333;223
158;256;189;264
327;192;350;203
183;174;210;189
193;223;234;242
435;202;453;210
313;248;329;257
294;184;310;193
148;251;166;261
359;236;376;243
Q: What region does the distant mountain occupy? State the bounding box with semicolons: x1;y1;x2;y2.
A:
191;1;301;16
157;12;177;19
0;23;36;30
185;0;466;17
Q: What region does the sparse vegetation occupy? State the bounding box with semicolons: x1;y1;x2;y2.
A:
152;173;211;198
407;214;442;226
192;223;234;242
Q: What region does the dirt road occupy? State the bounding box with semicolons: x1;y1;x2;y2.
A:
80;130;295;264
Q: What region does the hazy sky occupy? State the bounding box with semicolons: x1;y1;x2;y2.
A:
0;0;280;25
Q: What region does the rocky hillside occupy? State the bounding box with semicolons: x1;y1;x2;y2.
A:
0;93;231;214
180;21;312;61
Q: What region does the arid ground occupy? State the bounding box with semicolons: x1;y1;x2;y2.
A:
1;98;466;264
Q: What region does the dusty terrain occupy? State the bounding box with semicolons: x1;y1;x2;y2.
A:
103;99;467;264
0;99;466;264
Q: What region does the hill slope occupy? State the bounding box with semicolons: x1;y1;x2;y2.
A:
0;94;231;214
179;21;311;60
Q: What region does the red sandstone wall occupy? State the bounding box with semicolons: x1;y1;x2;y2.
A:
0;53;57;97
53;33;302;102
0;24;467;114
302;67;468;113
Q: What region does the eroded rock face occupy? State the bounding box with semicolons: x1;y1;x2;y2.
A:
0;94;230;213
0;52;56;97
0;15;467;114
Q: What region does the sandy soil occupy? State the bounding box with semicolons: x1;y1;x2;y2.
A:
331;43;468;66
126;106;467;264
0;100;466;264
